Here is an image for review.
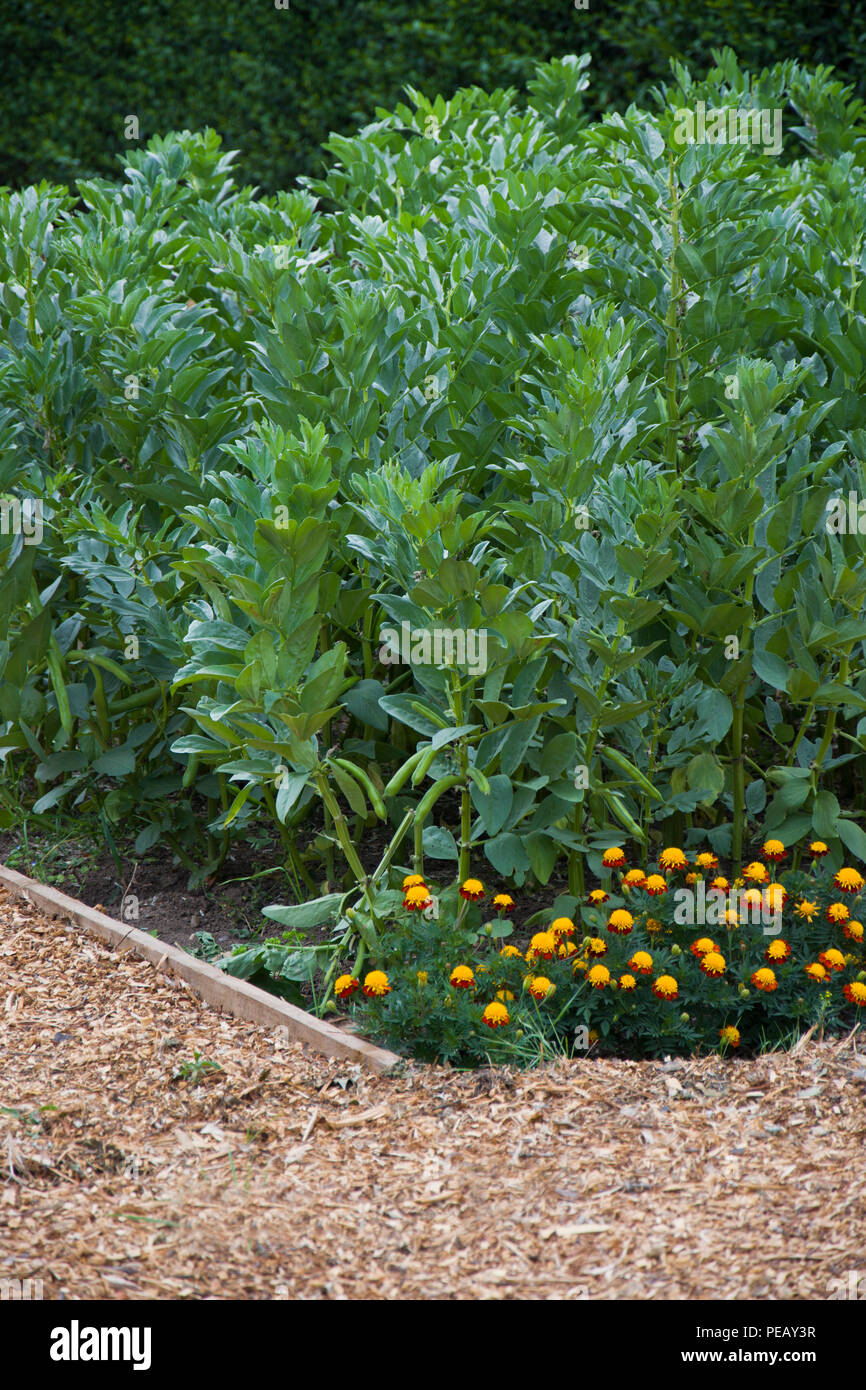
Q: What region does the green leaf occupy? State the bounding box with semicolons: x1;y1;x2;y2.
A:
262;894;345;929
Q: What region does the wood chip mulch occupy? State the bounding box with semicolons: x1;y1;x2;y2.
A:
2;884;865;1301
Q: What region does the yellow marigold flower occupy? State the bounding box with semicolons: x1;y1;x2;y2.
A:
587;963;611;989
402;873;426;889
751;968;777;992
708;876;730;893
586;936;608;957
652;974;679;1000
743;862;769;883
403;884;433;910
645;874;668;896
719;1025;740;1048
618;973;637;991
834;867;865;893
459;878;485;901
827;901;851;924
622;869;647;889
690;936;718;958
482;1001;509;1028
528;931;557;961
762;839;786;862
685;872;700;885
741;888;765;912
843;982;866;1007
629;950;653;974
765;938;791;962
732;876;744;889
645;916;663;933
363;970;391;997
843;919;864;942
607;908;635;935
416;970;428;985
450;965;475;989
588;1028;600;1044
659;847;688;872
572;956;588;973
700;951;726;977
696;852;719;872
819;948;846;972
335;974;359;999
602;847;626;869
495;989;515;1002
764;883;787;911
558;941;578;958
500;944;522;958
809;840;829;857
493;893;515;914
795;898;818;921
550;915;575;937
805;962;828;982
587;888;610;905
527;975;554;1001
722;908;740;928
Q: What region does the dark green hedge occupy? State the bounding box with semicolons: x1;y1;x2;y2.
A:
2;0;865;193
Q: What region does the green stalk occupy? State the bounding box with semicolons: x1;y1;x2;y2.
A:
730;524;757;875
314;770;381;949
665;154;683;470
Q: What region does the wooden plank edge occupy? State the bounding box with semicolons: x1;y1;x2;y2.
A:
0;862;404;1076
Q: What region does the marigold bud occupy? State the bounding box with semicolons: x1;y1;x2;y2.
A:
671;944;682;956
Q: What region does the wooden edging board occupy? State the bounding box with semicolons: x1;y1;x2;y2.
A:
0;862;403;1076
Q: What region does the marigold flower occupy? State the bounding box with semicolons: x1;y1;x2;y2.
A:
751;968;777;992
809;841;829;857
708;876;730;893
335;974;359;999
644;874;668;896
403;884;432;910
607;908;635;935
743;862;769;884
719;1025;740;1048
587;963;610;989
622;869;647;889
601;847;626;869
659;847;687;872
482;1001;509;1028
762;839;786;862
843;981;866;1007
795;898;819;921
629;951;653;974
495;989;515;1002
363;970;391;997
558;941;578;958
819;948;846;972
764;883;787;912
402;874;426;889
416;970;428;986
500;944;522;958
459;878;485;901
741;888;765;911
696;852;720;872
587;888;610;905
618;973;637;991
550;915;575;937
690;936;718;958
827;902;851;924
450;965;475;989
843;919;864;942
834;867;865;893
586;937;608;957
652;974;679;1000
527;975;554;1001
493;893;515;914
685;872;700;885
572;956;588;973
804;962;828;982
765;938;791;963
722;908;740;929
528;931;557;960
645;916;664;933
700;952;726;977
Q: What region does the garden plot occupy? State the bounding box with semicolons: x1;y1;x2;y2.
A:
2;886;864;1301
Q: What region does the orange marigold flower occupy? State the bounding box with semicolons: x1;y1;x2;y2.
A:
690;936;718;958
528;931;557;960
700;951;726;977
743;862;769;883
834;867;865;893
500;944;522;958
335;974;359;999
696;852;720;872
527;975;553;1001
404;884;433;910
843;919;864;942
645;916;664;933
722;908;740;929
622;869;647;889
765;938;791;963
587;937;608;957
645;874;668;896
607;908;635;935
558;941;578;958
804;962;828;982
459;878;485;901
550;916;575;937
827;902;851;924
450;965;475;989
482;1001;509;1028
809;840;829;857
652;974;679;1000
819;948;846;972
708;876;730;893
659;847;687;872
492;893;514;914
685;872;700;885
618;973;637;991
587;888;610;905
629;951;653;974
719;1025;740;1048
762;839;786;862
402;873;426;889
795;898;819;921
572;956;588;973
363;970;391;997
843;982;866;1007
601;847;626;869
751;968;777;992
587;963;610;989
764;883;788;912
